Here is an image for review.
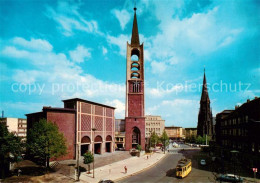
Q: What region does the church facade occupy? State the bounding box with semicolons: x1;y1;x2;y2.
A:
125;7;146;150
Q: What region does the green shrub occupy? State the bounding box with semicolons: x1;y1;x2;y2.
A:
136;144;142;151
83;151;94;164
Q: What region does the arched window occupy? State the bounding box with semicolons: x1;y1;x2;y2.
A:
94;135;102;142
132;127;141;145
131;62;140;71
131;72;140;79
106;135;112;141
81;136;91;143
131;49;139;61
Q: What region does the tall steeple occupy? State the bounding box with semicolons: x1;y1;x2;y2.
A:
131;7;140;46
197;68;213;137
125;5;145;151
201;68;210;103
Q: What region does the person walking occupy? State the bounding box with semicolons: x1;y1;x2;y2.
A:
124;166;127;174
17;169;22;176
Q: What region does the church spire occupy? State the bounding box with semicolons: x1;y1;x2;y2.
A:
201;68;209;102
197;68;213;137
131;6;140;46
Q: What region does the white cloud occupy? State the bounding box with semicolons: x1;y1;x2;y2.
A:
132;2;244;73
45;1;102;36
69;45;91;63
162;99;197;106
146;84;185;98
107;34;130;56
2;46;29;58
160;99;199;126
1;37;125;101
12;70;43;84
112;9;131;30
13;37;53;52
102;46;108;55
105;99;125;119
146;105;159;115
151;61;167;74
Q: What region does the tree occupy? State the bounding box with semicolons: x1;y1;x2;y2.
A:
136;144;142;151
160;130;169;154
150;131;159;149
190;135;196;143
83;151;93;173
0;123;23;178
27;119;67;168
195;135;211;145
195;135;204;144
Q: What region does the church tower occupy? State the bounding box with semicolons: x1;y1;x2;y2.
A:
197;69;213;137
125;7;145;150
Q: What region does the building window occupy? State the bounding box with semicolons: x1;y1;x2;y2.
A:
245;116;248;123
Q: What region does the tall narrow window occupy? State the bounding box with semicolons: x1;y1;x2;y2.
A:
133;81;140;93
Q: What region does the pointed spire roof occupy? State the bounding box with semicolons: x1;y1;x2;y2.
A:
201;68;210;102
131;7;140;46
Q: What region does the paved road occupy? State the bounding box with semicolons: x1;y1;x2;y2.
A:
117;144;215;183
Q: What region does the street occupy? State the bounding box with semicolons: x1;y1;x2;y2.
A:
117;143;215;183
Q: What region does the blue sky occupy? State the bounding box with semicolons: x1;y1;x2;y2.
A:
0;0;259;127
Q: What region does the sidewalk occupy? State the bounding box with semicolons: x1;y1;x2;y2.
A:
80;151;167;183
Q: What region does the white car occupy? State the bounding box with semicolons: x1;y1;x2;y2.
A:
200;159;206;165
172;142;179;148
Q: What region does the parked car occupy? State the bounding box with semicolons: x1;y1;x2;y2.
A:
216;174;243;182
98;180;114;183
172;142;179;148
200;159;206;166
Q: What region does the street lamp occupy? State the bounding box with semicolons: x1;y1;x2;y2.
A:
76;143;80;181
92;128;96;178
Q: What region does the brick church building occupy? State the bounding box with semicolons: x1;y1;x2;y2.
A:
125;7;146;150
26;98;115;160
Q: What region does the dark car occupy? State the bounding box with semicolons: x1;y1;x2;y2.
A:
216;174;243;182
98;180;114;183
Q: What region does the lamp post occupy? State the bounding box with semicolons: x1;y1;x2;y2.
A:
92;128;96;178
76;143;80;181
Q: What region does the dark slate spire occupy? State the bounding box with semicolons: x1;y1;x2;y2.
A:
131;6;140;46
197;68;213;137
201;68;209;103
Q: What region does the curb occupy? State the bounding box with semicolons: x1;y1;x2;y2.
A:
114;153;169;182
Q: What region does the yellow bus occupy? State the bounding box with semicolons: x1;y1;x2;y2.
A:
176;158;192;178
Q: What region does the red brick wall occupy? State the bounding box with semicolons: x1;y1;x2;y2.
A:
125;117;145;150
26;112;45;133
128;94;143;116
94;116;103;131
47;111;75;160
106;118;112;131
81;114;91;131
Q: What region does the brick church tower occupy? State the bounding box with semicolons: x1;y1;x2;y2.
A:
125;7;145;151
197;69;213;137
